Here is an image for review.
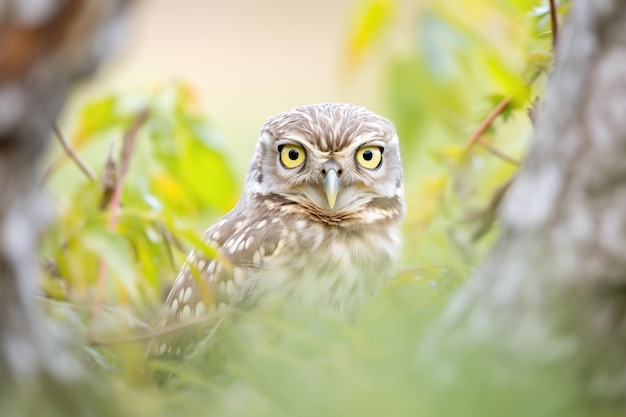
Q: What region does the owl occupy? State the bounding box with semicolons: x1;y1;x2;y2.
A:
148;103;405;364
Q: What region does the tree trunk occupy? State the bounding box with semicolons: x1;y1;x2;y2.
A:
429;0;626;409
0;1;129;414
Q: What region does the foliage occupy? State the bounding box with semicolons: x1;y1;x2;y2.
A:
41;82;238;372
38;0;576;416
365;0;566;270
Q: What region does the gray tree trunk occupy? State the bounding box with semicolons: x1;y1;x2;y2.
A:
0;1;129;414
427;0;626;410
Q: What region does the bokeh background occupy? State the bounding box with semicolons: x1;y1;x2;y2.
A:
44;0;555;310
37;2;562;413
44;0;552;316
65;0;395;175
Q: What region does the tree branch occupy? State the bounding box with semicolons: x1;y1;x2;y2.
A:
477;139;520;166
52;123;96;182
430;0;626;406
92;109;149;321
465;96;511;150
549;0;559;49
0;0;131;413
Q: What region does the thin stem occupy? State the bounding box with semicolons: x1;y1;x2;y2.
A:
465;96;512;150
92;109;149;322
87;314;226;346
477;139;520;166
466;69;543;152
108;108;149;228
549;0;558;49
52;123;96;181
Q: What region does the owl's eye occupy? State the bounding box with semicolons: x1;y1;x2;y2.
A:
278;144;306;169
356;146;383;170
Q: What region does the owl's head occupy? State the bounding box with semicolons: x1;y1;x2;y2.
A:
244;103;405;227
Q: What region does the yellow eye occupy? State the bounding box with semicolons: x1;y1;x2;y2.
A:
279;144;306;169
356;146;383;170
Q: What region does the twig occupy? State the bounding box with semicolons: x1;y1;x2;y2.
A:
40;158;62;184
465;70;543;155
465;96;511;150
477;139;520;166
52;123;96;181
92;109;149;322
468;178;514;242
109;108;149;228
549;0;558;49
87;313;227;346
99;142;117;210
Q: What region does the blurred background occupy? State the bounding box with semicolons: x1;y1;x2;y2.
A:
44;0;552;313
65;0;394;174
38;2;559;407
63;0;539;174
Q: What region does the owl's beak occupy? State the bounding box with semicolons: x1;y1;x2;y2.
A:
324;169;341;209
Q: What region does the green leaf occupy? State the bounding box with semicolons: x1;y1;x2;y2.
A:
346;0;396;66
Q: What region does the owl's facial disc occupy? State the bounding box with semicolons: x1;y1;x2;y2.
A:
252;103;405;221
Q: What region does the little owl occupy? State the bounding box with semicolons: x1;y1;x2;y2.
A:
148;103;405;364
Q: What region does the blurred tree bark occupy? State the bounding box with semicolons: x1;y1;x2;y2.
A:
0;0;129;414
432;0;626;409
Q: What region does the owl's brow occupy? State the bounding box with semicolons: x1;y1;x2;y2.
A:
265;116;394;151
272;129;390;150
276;134;306;144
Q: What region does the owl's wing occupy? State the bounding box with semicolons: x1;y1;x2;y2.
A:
146;209;287;370
145;249;224;365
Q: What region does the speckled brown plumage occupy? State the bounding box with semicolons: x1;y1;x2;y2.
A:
147;103;405;370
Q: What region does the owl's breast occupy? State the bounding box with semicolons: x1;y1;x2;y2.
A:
248;222;402;319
